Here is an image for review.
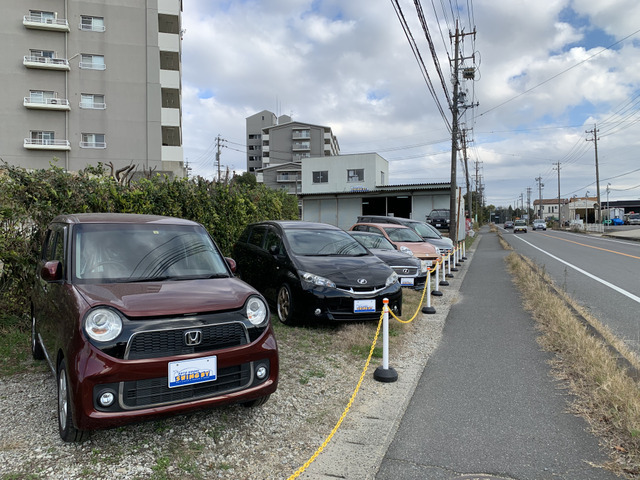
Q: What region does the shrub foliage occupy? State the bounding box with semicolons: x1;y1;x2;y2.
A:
0;162;298;319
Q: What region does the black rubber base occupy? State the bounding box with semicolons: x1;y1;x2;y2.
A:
374;366;398;383
431;290;443;296
422;306;436;314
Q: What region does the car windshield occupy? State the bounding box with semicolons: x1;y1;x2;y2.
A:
515;220;526;226
285;229;369;256
350;233;395;251
73;223;229;283
410;222;440;239
385;227;424;242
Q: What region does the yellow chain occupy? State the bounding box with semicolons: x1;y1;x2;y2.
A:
389;260;440;324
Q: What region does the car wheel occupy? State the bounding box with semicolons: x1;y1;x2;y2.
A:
277;284;296;325
57;360;87;442
31;309;45;360
241;395;270;408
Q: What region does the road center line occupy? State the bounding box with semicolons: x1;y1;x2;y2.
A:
540;233;640;260
514;236;640;304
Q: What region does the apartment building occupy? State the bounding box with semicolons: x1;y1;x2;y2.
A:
1;0;185;177
246;110;340;173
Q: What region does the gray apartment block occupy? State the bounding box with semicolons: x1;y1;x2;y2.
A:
245;110;340;175
1;0;185;178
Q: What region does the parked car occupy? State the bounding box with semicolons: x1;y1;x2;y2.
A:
426;209;450;230
349;223;441;267
628;213;640;225
611;217;625;226
504;221;514;229
532;219;547;231
233;221;402;325
31;213;278;442
513;219;528;233
349;231;429;289
356;215;453;254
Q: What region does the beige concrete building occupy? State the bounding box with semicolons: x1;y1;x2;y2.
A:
1;0;185;177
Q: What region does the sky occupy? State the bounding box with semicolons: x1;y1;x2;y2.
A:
180;0;640;209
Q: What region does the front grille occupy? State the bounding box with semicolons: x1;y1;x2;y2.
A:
121;363;252;409
126;322;248;360
392;266;418;276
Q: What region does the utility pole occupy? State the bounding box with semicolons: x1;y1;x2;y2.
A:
526;187;532;220
553;162;561;226
215;134;226;182
536;176;544;219
586;125;601;223
461;130;472;225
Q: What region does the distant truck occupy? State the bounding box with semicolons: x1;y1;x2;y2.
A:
604;207;625;223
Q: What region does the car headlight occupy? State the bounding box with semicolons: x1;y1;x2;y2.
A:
434;247;442;256
246;296;268;326
84;308;123;342
300;271;336;288
385;272;399;287
399;246;413;255
420;260;429;273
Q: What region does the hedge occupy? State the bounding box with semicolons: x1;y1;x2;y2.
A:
0;162;299;320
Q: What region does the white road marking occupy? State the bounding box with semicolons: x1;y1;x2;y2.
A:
514;236;640;304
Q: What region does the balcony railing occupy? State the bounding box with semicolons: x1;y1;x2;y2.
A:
23;56;70;70
23;15;70;31
24;97;70;110
292;131;311;139
79;23;106;32
80;141;107;149
79;101;106;110
277;174;301;182
292;142;310;151
79;62;106;70
24;138;71;150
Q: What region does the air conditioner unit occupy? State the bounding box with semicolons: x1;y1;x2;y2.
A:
50;99;58;104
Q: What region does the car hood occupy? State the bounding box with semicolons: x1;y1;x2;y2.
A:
293;255;394;286
369;249;420;267
74;278;257;317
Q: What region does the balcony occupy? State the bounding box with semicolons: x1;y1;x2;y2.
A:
292;142;310;151
292;130;310;139
277;174;301;182
23;14;70;32
23;55;70;71
24;138;71;150
80;141;106;149
24;97;70;111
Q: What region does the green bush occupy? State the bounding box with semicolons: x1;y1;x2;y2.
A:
0;162;298;320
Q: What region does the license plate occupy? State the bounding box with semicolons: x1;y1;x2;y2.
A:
435;223;442;227
401;277;414;286
354;299;376;313
168;355;217;388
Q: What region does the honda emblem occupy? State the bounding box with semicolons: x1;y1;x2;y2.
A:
184;330;202;346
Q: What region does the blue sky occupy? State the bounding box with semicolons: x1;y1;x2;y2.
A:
181;0;640;207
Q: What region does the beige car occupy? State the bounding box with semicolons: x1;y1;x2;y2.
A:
349;223;441;268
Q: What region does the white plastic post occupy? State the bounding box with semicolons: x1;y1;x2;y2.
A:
382;299;389;370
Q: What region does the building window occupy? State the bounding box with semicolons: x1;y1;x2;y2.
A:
347;169;364;182
162;126;181;146
161;88;180;108
80;16;105;32
158;14;179;34
29;90;55;104
80;93;105;109
79;54;105;70
160;51;180;71
381;171;385;184
28;10;56;23
312;171;328;184
80;133;106;148
30;49;54;59
31;131;55;145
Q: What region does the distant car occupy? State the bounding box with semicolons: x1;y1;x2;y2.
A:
513;219;528;233
426;209;450;230
349;222;441;268
532;219;547;231
356;215;454;254
611;217;624;226
628;214;640;225
32;213;278;442
233;221;402;325
504;221;514;229
349;231;428;289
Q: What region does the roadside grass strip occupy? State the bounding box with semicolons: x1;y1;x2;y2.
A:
505;249;640;477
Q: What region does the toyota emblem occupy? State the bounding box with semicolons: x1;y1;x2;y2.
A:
357;278;368;285
402;269;410;274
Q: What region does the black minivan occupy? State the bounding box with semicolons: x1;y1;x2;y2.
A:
233;221;402;325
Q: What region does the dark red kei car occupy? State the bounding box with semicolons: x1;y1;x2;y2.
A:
31;213;278;442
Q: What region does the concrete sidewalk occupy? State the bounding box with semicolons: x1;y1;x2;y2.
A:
376;230;618;480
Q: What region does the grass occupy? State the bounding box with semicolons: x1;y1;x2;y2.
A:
0;314;45;376
505;248;640;477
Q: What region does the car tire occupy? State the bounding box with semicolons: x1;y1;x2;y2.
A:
241;395;270;408
31;309;45;360
57;360;87;442
277;284;296;325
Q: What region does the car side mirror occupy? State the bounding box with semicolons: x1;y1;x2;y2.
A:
41;260;62;282
225;257;237;273
268;245;280;255
392;244;398;250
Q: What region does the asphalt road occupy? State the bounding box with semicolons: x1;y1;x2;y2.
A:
376;228;619;480
500;227;640;355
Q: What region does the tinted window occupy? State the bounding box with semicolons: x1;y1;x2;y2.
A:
264;228;283;254
409;222;439;238
385;227;424;242
284;229;368;256
248;226;268;248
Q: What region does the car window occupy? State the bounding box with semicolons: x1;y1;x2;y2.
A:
385;227;423;242
351;233;395;250
74;224;229;282
410;222;439;238
248;226;267;248
285;229;368;256
264;228;283;254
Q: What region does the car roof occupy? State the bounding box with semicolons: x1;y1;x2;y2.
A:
51;213;200;226
353;222;411;229
349;230;387;237
252;220;342;231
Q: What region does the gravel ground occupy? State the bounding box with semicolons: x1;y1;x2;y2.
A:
0;301;450;480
